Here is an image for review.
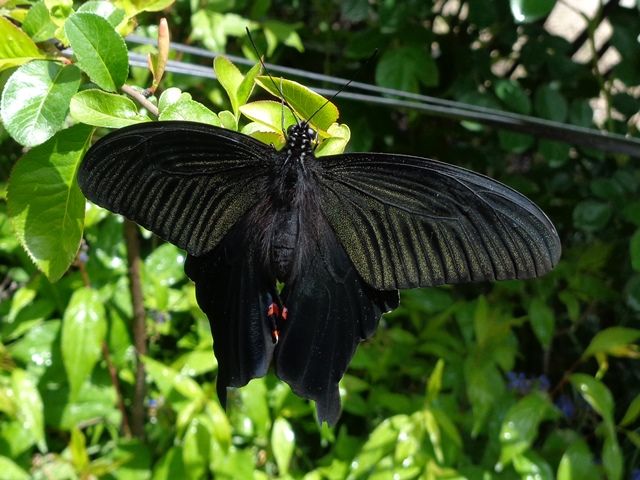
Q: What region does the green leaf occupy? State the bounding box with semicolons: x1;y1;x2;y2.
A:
620;393;640;426
498;130;535;153
70;89;151;128
498;392;557;467
0;16;46;71
528;298;555;348
145;243;185;287
465;359;505;435
121;0;176;16
263;20;304;55
573;200;612;232
182;417;210;480
271;417;295;475
77;1;125;27
219;110;238;130
583;327;640;359
22;1;57;42
237;62;261;108
557;440;599;480
0;456;30;480
45;0;74;27
631;229;640;271
1;61;82;147
569;374;614;425
510;0;556;23
539;139;570;168
152;446;187;480
70;428;89;472
494;79;531;114
375;45;439;92
158;100;220;126
534;85;568;122
61;288;107;401
7;124;93;282
64;13;129;92
239;100;296;134
512;451;554;480
11;369;46;452
142;356;205;401
214;56;244;116
602;431;622;480
256;76;339;132
315;123;350;156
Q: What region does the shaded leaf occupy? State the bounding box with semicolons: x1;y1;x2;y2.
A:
11;369;46;452
271;417;295;475
375;45;439;92
510;0;556;23
569;374;614;425
22;1;57;42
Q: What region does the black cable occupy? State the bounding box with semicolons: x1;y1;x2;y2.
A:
127;49;640;157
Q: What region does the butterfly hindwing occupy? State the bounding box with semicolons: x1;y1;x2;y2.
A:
78;121;273;256
318;153;561;290
184;220;276;406
275;220;398;425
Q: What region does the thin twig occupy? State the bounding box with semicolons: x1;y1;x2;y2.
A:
123;220;147;439
121;84;159;117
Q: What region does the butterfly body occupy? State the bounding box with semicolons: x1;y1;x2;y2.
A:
78;120;561;425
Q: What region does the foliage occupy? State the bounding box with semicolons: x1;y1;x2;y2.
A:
1;0;640;478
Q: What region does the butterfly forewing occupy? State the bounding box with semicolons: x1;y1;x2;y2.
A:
78;121;273;256
318;153;561;290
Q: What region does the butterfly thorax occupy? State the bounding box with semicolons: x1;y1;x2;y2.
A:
260;124;321;282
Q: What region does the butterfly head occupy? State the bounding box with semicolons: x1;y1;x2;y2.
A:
285;122;318;160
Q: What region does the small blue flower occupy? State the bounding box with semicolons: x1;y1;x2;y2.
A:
538;375;551;391
555;394;575;419
507;371;532;394
630;468;640;480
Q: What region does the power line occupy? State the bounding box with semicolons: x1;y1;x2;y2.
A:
125;37;640;158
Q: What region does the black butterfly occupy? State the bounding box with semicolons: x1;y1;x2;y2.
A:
78;119;561;425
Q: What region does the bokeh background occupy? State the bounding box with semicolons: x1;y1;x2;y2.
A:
1;0;640;478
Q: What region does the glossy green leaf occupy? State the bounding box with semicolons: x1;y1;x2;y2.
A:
240;100;296;134
375;46;439;92
64;13;129;92
218;110;238;130
77;1;125;27
237;62;261;108
583;327;640;359
557;440;599;480
315;123;350;156
7;124;93;282
158;99;220;126
22;1;57;42
271;417;295;475
569;374;614;424
528;299;555;348
70;89;151;128
145;243;186;287
620;393;640;426
0;456;30;480
11;369;46;452
498;392;557;467
256;76;338;132
0;16;46;71
512;451;553;480
214;56;244;116
510;0;556;23
142;356;205;401
158;87;190;112
1;61;81;147
61;288;107;401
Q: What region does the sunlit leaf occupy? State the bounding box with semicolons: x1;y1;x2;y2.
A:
0;16;45;71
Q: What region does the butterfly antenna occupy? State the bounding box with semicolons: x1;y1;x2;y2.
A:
307;49;379;125
245;27;301;125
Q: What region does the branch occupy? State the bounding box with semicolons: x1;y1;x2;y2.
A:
123;220;147;439
121;84;159;118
